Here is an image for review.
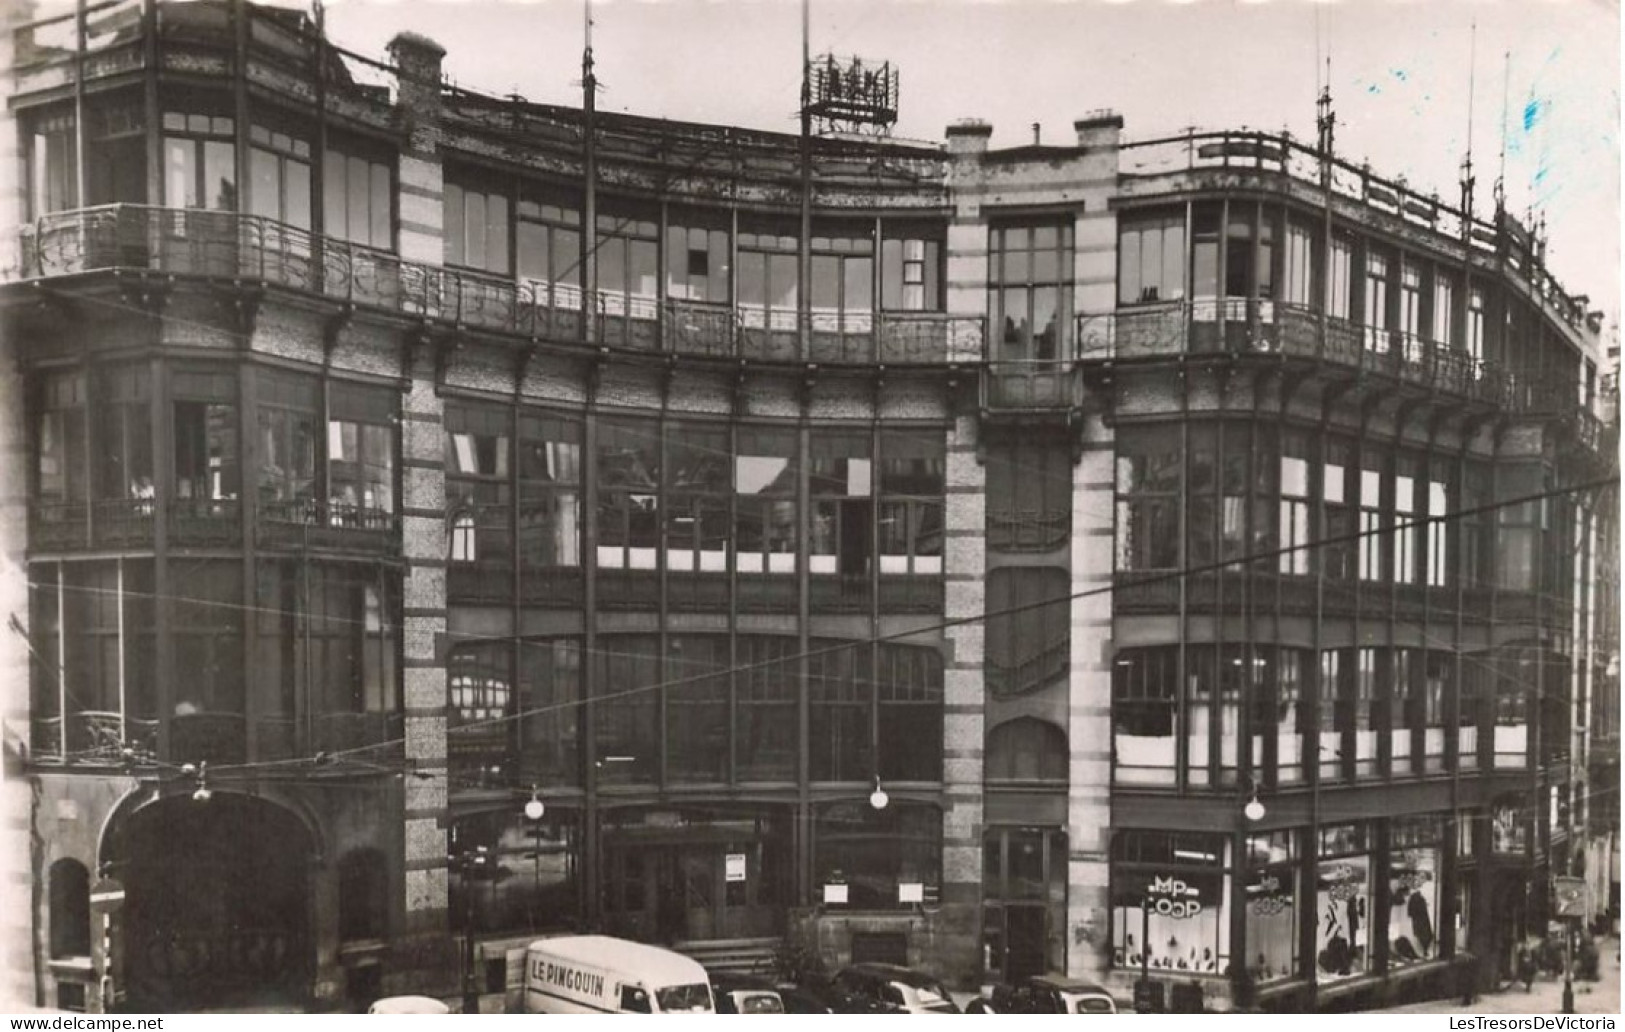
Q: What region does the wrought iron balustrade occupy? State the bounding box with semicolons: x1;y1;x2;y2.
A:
518;566;585;607
258;498;399;552
736;572;797;613
168;496;242;546
667;571;730;611
665;299;738;357
877;573;943;613
170;710;248;765
30;502;89;551
311;711;404;755
981;361;1082;413
879;313;983;364
1112;571;1179;612
94;497;156;546
448;561;513;605
809;573;871;612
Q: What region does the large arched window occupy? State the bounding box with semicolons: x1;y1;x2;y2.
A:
985;717;1067;783
48;858;90;958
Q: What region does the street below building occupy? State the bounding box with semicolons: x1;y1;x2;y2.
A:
1376;937;1620;1015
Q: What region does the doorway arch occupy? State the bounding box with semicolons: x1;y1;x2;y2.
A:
112;792;314;1011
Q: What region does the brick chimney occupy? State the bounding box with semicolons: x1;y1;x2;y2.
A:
1075;110;1124;150
945;119;992;157
389;32;446;154
387;32;447;267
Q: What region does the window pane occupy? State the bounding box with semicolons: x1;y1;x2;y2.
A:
769;253;798;309
203;140;236;210
249;148;279;219
165;138;197;209
285;158;310;230
464;191;488;270
445;183;465;266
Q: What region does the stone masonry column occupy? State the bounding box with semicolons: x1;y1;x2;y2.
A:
941;414;986;987
0;319;33;1008
1066;120;1120;981
941;134;989;988
388;31;453;995
1067;414;1115;982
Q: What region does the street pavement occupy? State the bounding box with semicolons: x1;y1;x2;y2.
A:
1378;938;1621;1015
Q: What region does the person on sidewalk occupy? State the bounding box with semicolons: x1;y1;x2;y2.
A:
1457;953;1478;1007
1516;945;1536;993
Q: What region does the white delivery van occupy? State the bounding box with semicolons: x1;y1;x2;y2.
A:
523;935;715;1014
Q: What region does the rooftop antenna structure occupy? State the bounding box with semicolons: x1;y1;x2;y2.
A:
580;0;598;344
1495;50;1510;218
803;0;898;138
1459;20;1477;220
1314;6;1334;158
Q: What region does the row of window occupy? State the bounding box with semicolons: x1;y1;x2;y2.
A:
447;801;943;936
30;101;395;250
1116;202;1589;401
445;404;945;576
1115;422;1576;595
447;634;943;787
1111;643;1552;787
29;558;400;765
1109;817;1481;985
447;178;946;316
34;365;398;523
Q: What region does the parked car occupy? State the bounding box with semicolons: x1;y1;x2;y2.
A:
969;975;1118;1015
827;963;961;1014
709;973;786;1014
776;982;837;1014
962;975;1118;1020
367;995;452;1014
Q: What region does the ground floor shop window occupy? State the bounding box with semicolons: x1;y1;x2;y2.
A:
449;809;581;935
1315;823;1372;983
1245;830;1298;983
1110;831;1230;975
1387;816;1442;966
815;800;940;910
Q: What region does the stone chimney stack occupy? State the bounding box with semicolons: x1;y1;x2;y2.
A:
1075;110;1124;150
945;119;992;157
389;32;446;155
387;32;447;267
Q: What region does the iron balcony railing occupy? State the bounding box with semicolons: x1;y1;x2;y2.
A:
980;360;1085;413
17;205;986;367
1119;128;1593;335
1076;301;1598;419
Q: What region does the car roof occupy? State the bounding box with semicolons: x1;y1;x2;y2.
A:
527;935;709;985
1028;975;1112;994
367;995;451;1014
708;973;780;992
842;963;943;987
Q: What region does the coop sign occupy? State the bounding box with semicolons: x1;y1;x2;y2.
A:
1144;875;1203;919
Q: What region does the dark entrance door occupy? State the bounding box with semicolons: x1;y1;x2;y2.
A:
1005;905;1048;982
602;807;790;944
115;794;312;1011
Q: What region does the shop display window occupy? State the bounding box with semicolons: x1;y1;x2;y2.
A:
1314;823;1372;983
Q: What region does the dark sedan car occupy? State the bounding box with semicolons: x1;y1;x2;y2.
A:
708;973;786;1014
826;963;961;1014
967;975;1118;1014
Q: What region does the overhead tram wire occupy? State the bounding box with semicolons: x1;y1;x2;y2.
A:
15;471;1611;778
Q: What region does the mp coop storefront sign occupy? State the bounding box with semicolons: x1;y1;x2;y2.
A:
1144;875;1205;918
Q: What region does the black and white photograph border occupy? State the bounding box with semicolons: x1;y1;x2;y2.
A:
0;0;1617;1016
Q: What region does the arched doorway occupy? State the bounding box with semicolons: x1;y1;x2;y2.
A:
113;793;313;1011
